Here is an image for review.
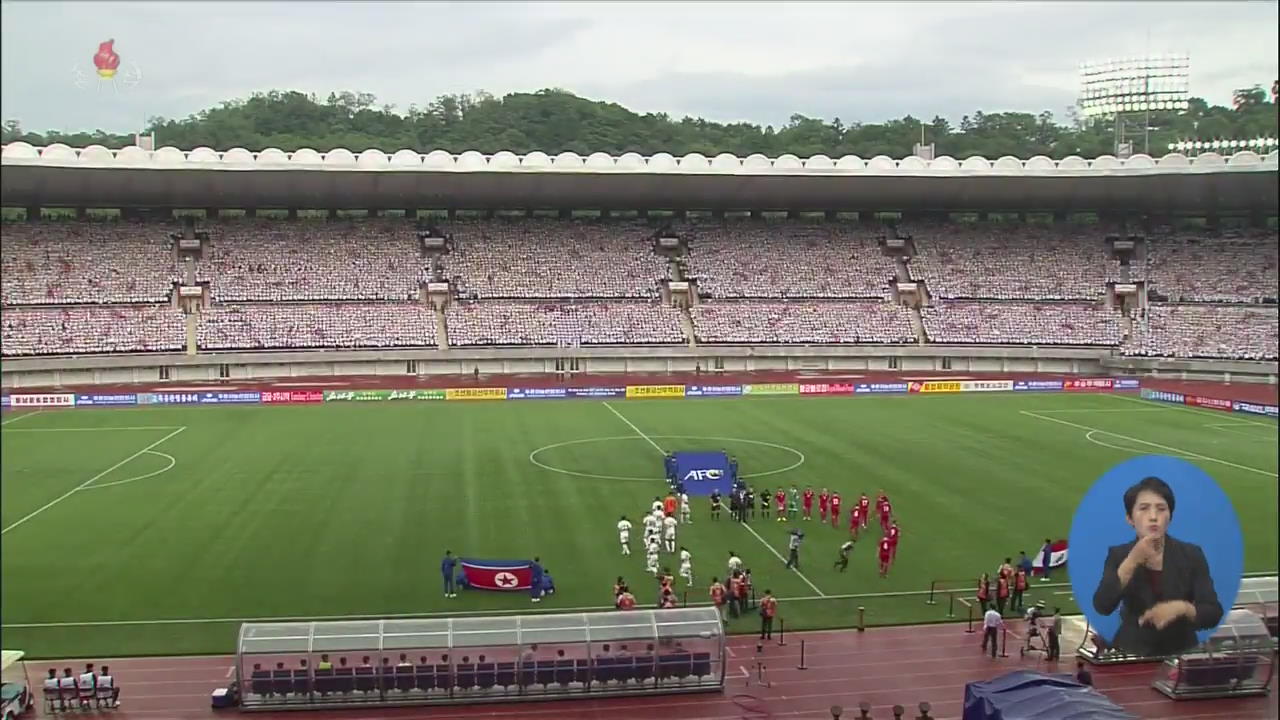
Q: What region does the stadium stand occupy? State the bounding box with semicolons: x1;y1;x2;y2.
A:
445;301;684;346
906;222;1120;300
921;302;1125;346
198;303;436;351
1124;304;1280;361
1;221;182;305
691;301;916;344
440;220;666;300
681;222;894;299
199;220;422;302
1;304;186;356
1143;230;1279;304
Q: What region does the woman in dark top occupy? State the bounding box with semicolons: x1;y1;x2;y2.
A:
1092;476;1223;657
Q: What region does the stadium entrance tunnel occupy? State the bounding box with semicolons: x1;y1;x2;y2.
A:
528;435;805;484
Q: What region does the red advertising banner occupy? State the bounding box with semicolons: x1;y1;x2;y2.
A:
1063;378;1115;392
1186;395;1233;411
262;390;324;405
799;383;856;395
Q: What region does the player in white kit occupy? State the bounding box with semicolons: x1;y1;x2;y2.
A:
679;492;692;524
645;537;661;575
651;497;664;513
617;515;633;555
679;546;694;586
643;512;659;545
662;514;679;553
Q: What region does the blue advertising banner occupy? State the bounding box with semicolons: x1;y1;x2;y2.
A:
75;394;138;406
1114;378;1140;390
509;388;567;400
199;391;262;404
151;392;202;405
1142;388;1185;405
685;385;743;397
672;451;734;497
1013;379;1065;392
566;387;627;398
0;396;9;407
854;382;909;394
1233;401;1279;418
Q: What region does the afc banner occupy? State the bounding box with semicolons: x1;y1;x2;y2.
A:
673;451;734;497
1234;401;1279;418
460;559;533;591
9;393;76;407
685;385;743;397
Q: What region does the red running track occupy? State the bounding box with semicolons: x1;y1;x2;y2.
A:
29;624;1277;719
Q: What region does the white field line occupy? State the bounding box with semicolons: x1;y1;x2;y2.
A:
1;426;187;535
1;425;185;433
1024;408;1170;413
80;451;177;490
1107;392;1277;428
0;410;44;426
1;582;1076;629
600;401;827;597
1019;411;1276;478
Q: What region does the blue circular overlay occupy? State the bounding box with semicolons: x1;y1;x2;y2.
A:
1068;455;1243;648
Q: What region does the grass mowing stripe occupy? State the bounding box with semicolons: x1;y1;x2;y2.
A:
1018;410;1277;478
600;400;828;597
3;582;1073;628
1;426;187;535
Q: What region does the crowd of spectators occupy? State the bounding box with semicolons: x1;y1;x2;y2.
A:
681;222;895;299
921;302;1124;346
1;304;185;356
1;221;182;305
1123;304;1279;361
198;303;436;351
1142;231;1278;304
199;220;422;302
445;301;684;346
690;301;916;344
440;220;666;299
906;222;1119;300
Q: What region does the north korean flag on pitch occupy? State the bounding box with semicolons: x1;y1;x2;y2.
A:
460;559;533;591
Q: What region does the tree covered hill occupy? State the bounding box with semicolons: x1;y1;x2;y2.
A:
2;85;1276;160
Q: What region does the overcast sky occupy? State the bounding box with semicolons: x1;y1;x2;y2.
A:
2;1;1276;136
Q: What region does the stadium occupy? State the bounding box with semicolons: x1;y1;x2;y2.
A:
1;21;1279;716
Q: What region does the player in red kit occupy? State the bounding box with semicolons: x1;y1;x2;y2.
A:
818;489;830;522
829;492;842;528
879;499;893;533
877;536;893;578
802;487;814;520
887;520;900;560
774;488;786;522
849;504;861;538
858;493;871;529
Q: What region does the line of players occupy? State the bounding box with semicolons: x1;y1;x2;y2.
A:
616;492;696;590
713;484;902;578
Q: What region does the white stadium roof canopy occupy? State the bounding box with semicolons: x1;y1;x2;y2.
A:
2;143;1277;213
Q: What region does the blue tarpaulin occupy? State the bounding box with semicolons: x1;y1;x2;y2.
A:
962;671;1137;720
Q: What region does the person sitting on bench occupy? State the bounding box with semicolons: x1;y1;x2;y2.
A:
97;665;121;708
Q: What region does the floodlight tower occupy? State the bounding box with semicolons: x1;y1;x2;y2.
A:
1078;54;1191;158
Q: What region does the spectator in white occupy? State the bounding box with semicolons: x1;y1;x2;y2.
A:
97;665;121;708
982;606;1005;658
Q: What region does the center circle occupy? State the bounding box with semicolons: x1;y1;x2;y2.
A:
528;435;806;483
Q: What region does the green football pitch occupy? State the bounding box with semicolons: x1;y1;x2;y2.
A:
1;391;1276;659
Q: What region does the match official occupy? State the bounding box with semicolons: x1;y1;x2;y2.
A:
441;551;458;598
785;530;804;569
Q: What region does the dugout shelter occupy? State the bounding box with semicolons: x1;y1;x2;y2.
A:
234;607;725;711
1152;608;1276;700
